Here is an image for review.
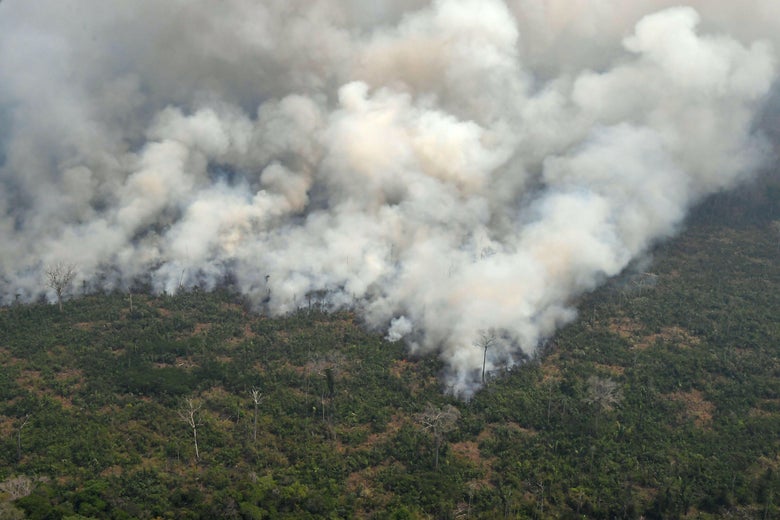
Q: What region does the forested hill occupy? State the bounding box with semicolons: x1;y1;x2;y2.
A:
0;188;779;519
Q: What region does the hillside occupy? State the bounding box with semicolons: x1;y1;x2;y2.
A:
0;195;779;519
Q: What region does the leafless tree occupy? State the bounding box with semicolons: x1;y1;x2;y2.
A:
250;388;265;442
0;475;33;500
474;330;496;385
16;414;30;462
45;262;76;312
585;376;622;411
584;376;622;430
415;402;461;470
177;398;202;461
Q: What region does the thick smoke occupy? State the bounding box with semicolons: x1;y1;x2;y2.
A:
0;1;777;396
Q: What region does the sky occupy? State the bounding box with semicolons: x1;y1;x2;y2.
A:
1;0;778;396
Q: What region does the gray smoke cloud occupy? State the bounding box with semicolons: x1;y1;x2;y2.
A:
1;0;778;396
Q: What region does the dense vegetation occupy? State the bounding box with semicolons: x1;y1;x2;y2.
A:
0;186;779;519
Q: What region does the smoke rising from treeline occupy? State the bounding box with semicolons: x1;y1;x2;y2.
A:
1;1;778;395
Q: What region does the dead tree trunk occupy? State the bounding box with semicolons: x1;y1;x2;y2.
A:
250;388;264;442
17;414;30;462
178;398;202;461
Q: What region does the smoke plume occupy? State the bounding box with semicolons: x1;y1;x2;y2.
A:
1;1;778;396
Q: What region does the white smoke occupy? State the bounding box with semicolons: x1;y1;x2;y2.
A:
0;0;777;396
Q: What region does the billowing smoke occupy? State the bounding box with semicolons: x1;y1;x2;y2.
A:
1;1;778;396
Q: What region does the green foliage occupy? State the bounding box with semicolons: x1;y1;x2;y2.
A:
0;196;779;518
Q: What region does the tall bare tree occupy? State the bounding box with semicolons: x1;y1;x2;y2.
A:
584;376;622;430
45;262;76;312
415;402;461;470
178;398;202;461
16;414;30;462
474;330;496;385
250;388;265;442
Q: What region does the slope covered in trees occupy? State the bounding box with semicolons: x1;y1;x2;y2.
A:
0;189;778;519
